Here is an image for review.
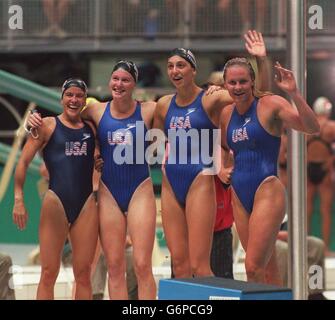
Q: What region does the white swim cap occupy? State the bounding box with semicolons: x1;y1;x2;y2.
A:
313;97;332;116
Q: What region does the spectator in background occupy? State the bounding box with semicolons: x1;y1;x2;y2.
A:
127;0;143;33
211;177;234;278
42;0;71;38
277;134;328;300
144;8;159;40
237;0;266;34
163;0;180;33
276;219;327;300
306;97;335;256
138;61;162;87
194;0;227;33
0;253;15;300
110;0;124;34
110;0;142;34
207;71;224;87
216;0;267;34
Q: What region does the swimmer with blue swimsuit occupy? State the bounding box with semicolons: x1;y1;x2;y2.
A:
97;100;150;213
153;31;270;279
13;79;99;299
163;90;217;207
81;61;157;300
220;58;319;285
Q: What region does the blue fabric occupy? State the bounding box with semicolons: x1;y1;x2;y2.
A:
97;101;150;213
43;117;95;224
227;98;280;214
164;90;216;206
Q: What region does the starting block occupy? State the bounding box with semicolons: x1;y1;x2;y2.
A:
159;277;292;300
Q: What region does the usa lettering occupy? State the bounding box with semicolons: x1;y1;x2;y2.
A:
65;142;87;156
232;127;249;143
107;131;132;145
170;116;192;129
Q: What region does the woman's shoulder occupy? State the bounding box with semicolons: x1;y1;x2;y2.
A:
36;116;56;142
154;94;174;118
83;100;107;114
259;94;286;105
258;95;290;115
141;100;156;110
157;94;174;106
81;100;107;124
203;87;232;103
41;116;56;130
42;116;56;123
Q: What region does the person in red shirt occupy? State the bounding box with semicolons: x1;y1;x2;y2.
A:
171;176;234;279
210;176;234;278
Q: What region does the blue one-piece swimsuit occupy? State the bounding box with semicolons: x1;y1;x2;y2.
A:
43;117;95;224
164;90;216;207
97;101;150;213
227;98;281;214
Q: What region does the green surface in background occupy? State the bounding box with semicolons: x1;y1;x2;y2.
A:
0;166;41;244
0;166;163;244
1;163;334;250
150;167;162;187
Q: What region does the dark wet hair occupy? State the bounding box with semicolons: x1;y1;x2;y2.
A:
168;48;197;69
112;60;139;82
61;78;87;98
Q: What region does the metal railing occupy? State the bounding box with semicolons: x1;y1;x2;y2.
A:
0;0;334;48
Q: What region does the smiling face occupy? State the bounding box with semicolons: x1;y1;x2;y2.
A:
109;68;136;99
61;86;86;120
167;55;196;88
224;65;255;103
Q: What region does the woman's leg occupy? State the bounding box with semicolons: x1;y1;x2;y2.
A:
42;0;57;26
185;174;216;276
161;174;191;278
245;178;286;284
98;182;127;299
37;190;69;299
264;246;282;285
70;194;99;299
127;179;157;299
57;0;70;24
90;238;107;300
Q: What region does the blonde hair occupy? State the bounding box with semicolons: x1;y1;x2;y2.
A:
223;57;272;98
207;71;224;86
